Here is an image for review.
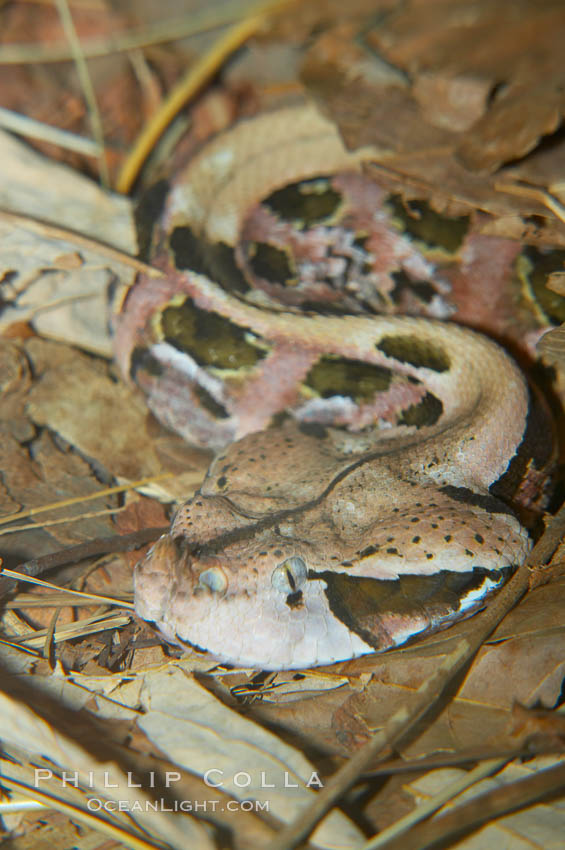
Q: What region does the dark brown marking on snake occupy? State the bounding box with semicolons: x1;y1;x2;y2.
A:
160;299;266;369
298;422;328;439
387;196;470;252
377;335;450;373
248;242;296;285
194;385;229;419
129;347;164;382
135;179;170;261
305;356;392;402
169;225;249;293
169;226;211;276
489;387;554;507
264;177;342;227
398;392;443;427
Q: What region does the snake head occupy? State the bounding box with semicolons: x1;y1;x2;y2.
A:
133;522;376;669
134;480;531;670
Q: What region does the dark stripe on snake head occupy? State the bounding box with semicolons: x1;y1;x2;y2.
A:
439;485;515;517
310;567;513;650
286;590;303;609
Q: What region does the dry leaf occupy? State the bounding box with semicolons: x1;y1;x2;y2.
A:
394;757;565;850
0;644;363;849
0;129;136;356
301;0;565;247
129;663;363;849
0;685;211;849
538;324;565;369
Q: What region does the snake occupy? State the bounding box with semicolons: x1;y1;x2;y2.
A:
116;102;552;670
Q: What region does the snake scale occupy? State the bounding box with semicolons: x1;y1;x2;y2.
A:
116;102;552;670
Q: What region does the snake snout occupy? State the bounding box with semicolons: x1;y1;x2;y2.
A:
169;535;230;596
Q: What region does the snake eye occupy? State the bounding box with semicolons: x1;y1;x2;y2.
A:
271;557;307;593
198;567;228;594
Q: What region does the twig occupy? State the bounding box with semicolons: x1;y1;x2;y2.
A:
14;613;134;648
268;503;565;850
0;106;101;156
366;696;565;850
0;570;136;609
0;207;164;278
0;473;171;527
363;756;507;849
372;759;565;850
116;0;295;193
54;0;109;185
0;774;166;850
494;180;565;225
0;1;284;64
3;593;132;609
361;743;565;778
0;506;125;536
0;526;168;599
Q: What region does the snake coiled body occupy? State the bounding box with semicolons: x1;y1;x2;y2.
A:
119;103;552;669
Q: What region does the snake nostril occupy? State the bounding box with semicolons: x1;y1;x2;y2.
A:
171;535;194;557
171;536;184;557
171;536;201;576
